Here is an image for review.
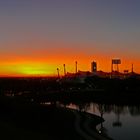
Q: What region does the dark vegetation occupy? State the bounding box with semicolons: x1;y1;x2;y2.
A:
0;76;139;104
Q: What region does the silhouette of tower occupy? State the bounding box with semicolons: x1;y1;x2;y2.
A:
91;61;97;73
75;61;78;74
63;64;66;76
132;63;134;73
57;68;60;78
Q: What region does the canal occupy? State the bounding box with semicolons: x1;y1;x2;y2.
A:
67;102;140;140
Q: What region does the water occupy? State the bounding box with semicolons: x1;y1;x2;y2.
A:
1;97;140;140
67;102;140;140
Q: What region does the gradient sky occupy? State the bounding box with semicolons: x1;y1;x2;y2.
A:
0;0;140;76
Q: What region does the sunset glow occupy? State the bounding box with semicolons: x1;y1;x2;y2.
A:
0;0;139;76
0;49;139;77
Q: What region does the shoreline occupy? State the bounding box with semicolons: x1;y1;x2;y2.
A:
0;96;113;140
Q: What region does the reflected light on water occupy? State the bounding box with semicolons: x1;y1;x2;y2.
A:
67;102;140;140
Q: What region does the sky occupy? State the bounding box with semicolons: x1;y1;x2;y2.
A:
0;0;140;76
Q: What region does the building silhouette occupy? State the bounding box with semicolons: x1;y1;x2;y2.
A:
111;59;121;72
91;61;97;73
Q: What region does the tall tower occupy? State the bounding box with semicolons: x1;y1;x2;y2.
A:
132;63;134;73
91;61;97;73
75;61;78;74
63;64;66;76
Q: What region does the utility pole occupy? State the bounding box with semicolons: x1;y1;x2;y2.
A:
57;68;60;78
132;63;134;73
75;61;78;74
63;64;66;76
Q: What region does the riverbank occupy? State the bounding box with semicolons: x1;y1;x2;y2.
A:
0;96;113;140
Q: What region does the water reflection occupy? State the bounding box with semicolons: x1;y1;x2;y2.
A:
97;104;109;138
67;102;140;140
112;106;122;127
77;103;91;112
129;106;140;116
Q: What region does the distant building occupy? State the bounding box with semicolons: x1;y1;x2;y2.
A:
91;61;97;73
111;59;121;72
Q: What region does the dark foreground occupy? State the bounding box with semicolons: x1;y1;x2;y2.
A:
1;76;140;105
0;76;139;139
0;96;112;140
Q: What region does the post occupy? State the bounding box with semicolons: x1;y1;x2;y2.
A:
111;61;113;72
75;61;77;74
132;63;133;73
63;64;66;76
57;68;60;78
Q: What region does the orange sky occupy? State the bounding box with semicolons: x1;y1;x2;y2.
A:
0;0;140;77
0;40;139;77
